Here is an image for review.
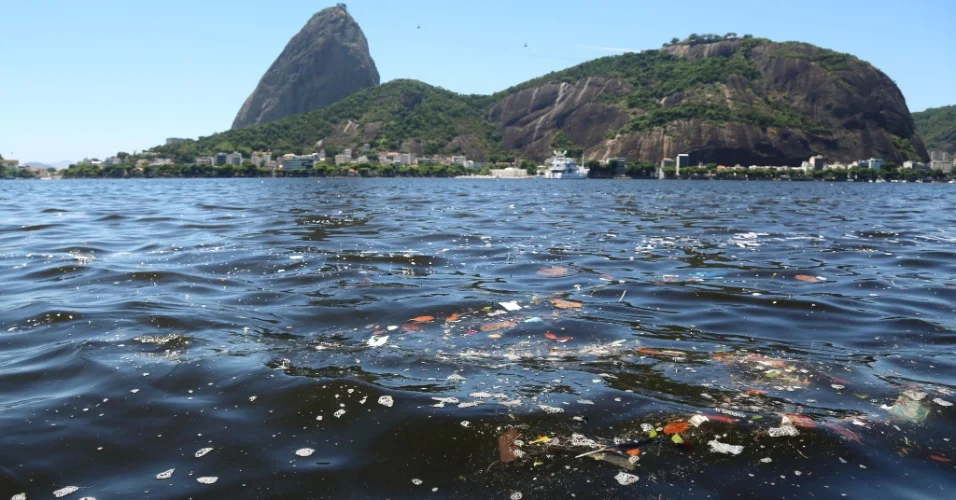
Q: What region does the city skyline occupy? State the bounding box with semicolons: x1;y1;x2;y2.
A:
2;0;954;163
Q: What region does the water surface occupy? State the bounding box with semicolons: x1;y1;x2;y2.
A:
1;179;954;498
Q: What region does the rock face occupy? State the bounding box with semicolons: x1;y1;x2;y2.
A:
186;37;928;167
489;39;927;165
231;6;379;130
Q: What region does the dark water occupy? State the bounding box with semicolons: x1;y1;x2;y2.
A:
1;178;955;499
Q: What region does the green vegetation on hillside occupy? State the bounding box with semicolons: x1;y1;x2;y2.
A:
912;105;956;154
59;161;482;179
768;43;859;73
155;80;500;163
145;36;916;164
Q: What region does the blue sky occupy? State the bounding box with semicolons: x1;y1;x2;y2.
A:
2;0;954;163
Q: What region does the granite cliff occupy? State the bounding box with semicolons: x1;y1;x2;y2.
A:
231;5;379;130
169;35;926;166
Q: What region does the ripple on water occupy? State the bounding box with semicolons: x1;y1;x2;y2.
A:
0;179;954;498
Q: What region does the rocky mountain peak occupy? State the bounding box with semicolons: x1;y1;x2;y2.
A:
231;5;380;130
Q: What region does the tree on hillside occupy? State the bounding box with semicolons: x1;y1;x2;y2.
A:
671;37;680;45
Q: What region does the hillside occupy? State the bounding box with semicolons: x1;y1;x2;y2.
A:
154;36;928;166
912;105;956;154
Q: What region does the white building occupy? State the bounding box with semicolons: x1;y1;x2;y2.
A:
334;154;352;166
396;153;413;165
451;155;467;166
195;157;214;166
929;151;950;162
930;160;953;173
862;158;884;170
225;152;243;166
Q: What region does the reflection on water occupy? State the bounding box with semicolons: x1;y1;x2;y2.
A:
1;179;955;498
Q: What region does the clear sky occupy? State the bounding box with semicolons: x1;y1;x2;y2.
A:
2;0;954;163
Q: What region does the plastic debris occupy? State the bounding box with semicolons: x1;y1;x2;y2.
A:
195;447;213;458
933;398;953;407
768;425;800;438
544;332;573;343
510;492;523;500
367;335;388;347
551;298;583;309
671;434;684;444
11;494;26;500
411;478;423;485
570;433;601;448
295;448;315;457
663;422;688;435
883;394;930;423
708;439;744;455
378;395;394;407
53;487;79;498
795;275;822;283
334;409;346;418
760;458;772;464
196;477;218;484
689;414;709;427
498;428;519;463
902;390;927;401
499;301;522;312
615;472;640;485
156;468;175;480
530;435;552;444
539;405;564;414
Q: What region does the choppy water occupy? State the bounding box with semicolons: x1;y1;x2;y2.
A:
1;178;955;499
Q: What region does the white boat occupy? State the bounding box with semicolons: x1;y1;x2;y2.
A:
543;150;588;179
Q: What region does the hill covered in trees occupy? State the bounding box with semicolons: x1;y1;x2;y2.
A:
153;35;927;166
912;105;956;154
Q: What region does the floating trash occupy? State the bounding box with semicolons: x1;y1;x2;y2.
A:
499;301;522;312
156;468;175;480
551;298;582;309
883;394;930;423
196;477;218;484
933;398;953;407
295;448;315;457
195;447;213;458
53;487;79;498
334;409;346;418
708;439;744;455
367;335;388;347
689;414;709;427
411;478;423;485
378;395;394;407
539;405;564;414
11;494;26;500
614;472;640;485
